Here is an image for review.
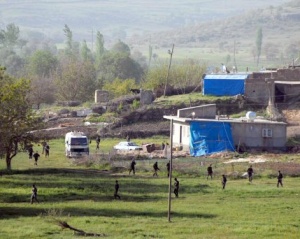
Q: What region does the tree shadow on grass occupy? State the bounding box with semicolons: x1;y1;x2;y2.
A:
0;206;217;220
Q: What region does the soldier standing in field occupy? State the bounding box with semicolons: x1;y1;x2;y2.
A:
207;164;213;180
277;170;283;187
30;184;39;204
166;161;170;177
174;178;179;198
45;144;50;157
153;161;160;177
129;158;136;175
114;180;121;199
222;175;227;189
96;136;101;150
247;165;253;182
33;151;40;166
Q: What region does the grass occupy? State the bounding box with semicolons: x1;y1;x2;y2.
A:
154;93;232;106
1;138;300;238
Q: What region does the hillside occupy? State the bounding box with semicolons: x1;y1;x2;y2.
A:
1;0;292;45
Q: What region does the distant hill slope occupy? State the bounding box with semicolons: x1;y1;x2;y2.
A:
130;0;300;49
0;0;292;44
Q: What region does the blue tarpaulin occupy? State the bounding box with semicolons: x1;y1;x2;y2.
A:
190;121;235;156
203;74;248;96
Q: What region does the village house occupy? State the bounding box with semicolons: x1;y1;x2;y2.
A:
163;104;286;156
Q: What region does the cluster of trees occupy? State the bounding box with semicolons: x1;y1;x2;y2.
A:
0;23;206;105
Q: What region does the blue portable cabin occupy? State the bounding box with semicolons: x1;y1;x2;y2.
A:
203;74;249;96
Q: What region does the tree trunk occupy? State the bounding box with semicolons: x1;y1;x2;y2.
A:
6;155;12;170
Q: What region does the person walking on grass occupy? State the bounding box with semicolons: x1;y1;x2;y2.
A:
28;146;33;160
277;170;283;187
33;151;40;166
222;175;227;189
166;161;170;177
174;178;179;198
114;180;121;199
129;158;136;175
247;165;253;183
30;184;39;204
207;164;213;180
45;144;50;157
153;161;160;177
96;136;101;150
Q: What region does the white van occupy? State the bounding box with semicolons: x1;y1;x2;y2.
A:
65;131;89;157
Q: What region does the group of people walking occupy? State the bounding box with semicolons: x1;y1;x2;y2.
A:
27;141;50;166
207;164;284;189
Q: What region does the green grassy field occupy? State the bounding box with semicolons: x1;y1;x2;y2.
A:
1;138;300;239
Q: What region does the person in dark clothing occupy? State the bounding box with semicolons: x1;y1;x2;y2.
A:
96;136;101;150
247;165;253;182
114;180;121;199
41;141;47;154
166;161;170;177
174;178;179;198
129;159;136;175
222;175;227;189
161;142;165;150
30;184;39;204
33;151;40;166
153;161;160;177
126;135;131;142
28;146;33;159
207;164;213;180
277;171;283;187
45;144;50;157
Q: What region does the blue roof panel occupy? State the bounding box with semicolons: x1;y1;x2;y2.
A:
204;74;249;80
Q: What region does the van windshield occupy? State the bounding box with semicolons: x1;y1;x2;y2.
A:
70;138;88;145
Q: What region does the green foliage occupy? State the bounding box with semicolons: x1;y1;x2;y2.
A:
131;99;140;110
143;59;206;91
110;40;130;56
97;52;144;83
84;112;118;123
95;31;105;65
0;67;43;169
0;23;20;49
27;50;58;77
80;40;92;62
256;27;263;66
54;60;96;102
103;78;137;98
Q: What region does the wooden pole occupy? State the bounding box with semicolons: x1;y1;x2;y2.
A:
168;119;173;222
164;44;175;97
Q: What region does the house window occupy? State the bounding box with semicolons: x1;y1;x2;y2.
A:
262;128;272;138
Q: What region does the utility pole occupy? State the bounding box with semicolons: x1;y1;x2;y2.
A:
164;44;175;97
91;28;94;53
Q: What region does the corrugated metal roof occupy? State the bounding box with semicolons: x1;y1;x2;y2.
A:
204;74;249;80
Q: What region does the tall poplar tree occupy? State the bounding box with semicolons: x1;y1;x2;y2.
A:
256;27;263;67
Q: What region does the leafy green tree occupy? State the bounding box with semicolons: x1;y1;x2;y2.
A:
28;75;56;109
0;48;24;76
0;23;20;49
103;78;137;98
95;31;105;65
54;60;96;101
98;52;144;83
27;50;58;77
143;59;206;93
80;40;92;62
63;24;80;58
111;40;130;56
0;66;43;170
256;27;263;67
